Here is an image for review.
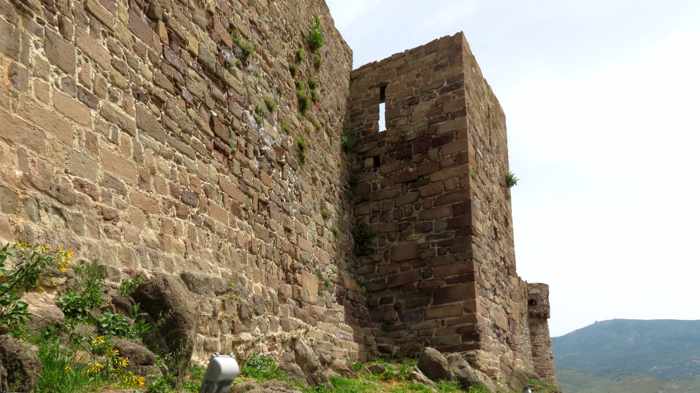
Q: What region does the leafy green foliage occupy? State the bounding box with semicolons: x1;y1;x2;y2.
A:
118;274;144;297
242;354;288;381
296;136;307;165
232;33;255;65
36;336;99;393
255;104;266;125
313;53;322;70
96;308;153;340
57;262;105;321
96;312;131;337
352;223;376;256
505;171;519;188
306;16;325;52
341;131;357;153
296;47;306;63
0;243;71;333
264;96;278;113
296;81;311;114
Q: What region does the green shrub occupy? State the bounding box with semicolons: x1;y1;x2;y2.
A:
96;312;132;337
296;47;306;63
296;82;311;114
352;223;376;256
306;16;325;52
255;104;266;125
313;53;322;70
232;33;255;65
296;136;307;164
57;261;105;321
0;243;71;333
242;354;287;381
264;96;278;113
341;131;357;153
118;274;144;297
505;171;519;188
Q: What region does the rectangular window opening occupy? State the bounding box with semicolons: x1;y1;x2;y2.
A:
378;85;387;132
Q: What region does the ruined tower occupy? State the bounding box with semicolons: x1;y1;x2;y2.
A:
346;33;556;385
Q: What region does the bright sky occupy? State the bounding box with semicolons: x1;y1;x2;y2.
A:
326;0;700;336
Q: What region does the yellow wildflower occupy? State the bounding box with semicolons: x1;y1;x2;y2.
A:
117;356;129;368
87;361;104;375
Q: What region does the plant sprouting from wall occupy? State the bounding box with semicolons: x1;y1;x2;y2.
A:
232;32;255;65
296;136;307;165
341;131;357;153
505;171;519;188
306;16;325;52
295;47;305;64
264;97;278;113
352;223;376;257
296;81;311;114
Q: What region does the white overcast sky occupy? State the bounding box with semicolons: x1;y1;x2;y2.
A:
326;0;700;336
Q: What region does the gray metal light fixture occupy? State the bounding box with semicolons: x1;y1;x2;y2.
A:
200;353;241;393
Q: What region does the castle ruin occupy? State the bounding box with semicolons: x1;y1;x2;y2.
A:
0;0;556;389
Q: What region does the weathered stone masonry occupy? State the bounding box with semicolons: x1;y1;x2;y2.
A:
0;0;369;369
0;0;556;388
346;33;557;386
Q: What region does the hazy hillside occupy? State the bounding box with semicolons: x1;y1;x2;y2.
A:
553;319;700;393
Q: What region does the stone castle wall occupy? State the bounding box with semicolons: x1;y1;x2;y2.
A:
0;0;371;368
528;283;558;385
0;0;556;387
346;33;556;387
346;35;479;356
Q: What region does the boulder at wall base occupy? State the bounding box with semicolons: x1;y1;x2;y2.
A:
447;353;482;388
0;335;42;393
22;292;65;333
293;338;328;385
111;338;160;377
417;347;451;381
131;274;195;381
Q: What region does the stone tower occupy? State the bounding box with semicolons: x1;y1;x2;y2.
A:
346;33;556;385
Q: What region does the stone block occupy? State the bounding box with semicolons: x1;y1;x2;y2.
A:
391;242;418;261
86;0;114;28
100;102;136;135
433;284;474;305
0;18;19;59
45;29;75;75
17;98;73;146
54;91;91;126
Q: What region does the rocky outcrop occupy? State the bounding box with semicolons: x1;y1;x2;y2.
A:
417;347;451;381
22;292;65;333
132;274;195;380
0;335;42;393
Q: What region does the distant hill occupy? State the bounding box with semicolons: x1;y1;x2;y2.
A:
553;319;700;393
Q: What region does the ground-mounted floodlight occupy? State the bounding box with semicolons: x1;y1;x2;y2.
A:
522;385;533;393
200;353;240;393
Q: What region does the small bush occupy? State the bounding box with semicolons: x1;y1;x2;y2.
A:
233;33;255;65
313;53;322;70
295;47;306;63
264;96;278;113
352;223;376;256
0;243;72;333
297;84;311;114
118;274;144;297
96;312;132;338
505;171;519;188
296;136;307;164
341;131;357;153
57;261;106;321
306;16;325;52
242;354;287;381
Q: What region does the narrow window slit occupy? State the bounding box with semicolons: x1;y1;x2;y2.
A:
378;85;387;132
